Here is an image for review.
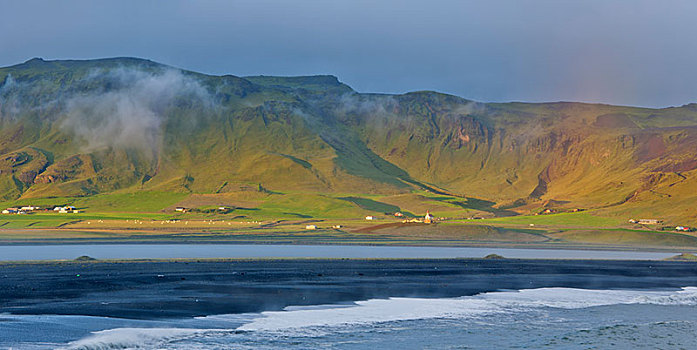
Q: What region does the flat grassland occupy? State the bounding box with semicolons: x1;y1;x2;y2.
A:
0;191;695;250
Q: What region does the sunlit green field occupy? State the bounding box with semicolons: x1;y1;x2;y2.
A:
480;211;625;227
0;190;694;250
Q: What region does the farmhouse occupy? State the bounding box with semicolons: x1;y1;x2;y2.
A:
676;226;692;232
638;219;662;225
175;207;187;212
365;216;375;220
305;224;317;230
2;208;18;214
54;206;78;213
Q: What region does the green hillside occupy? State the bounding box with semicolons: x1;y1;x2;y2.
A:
1;57;696;227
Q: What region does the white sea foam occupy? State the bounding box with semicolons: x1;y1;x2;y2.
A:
236;297;495;333
62;327;231;350
237;287;697;333
631;286;697;305
61;287;697;348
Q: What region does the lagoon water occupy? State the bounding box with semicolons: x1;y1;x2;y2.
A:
0;244;679;261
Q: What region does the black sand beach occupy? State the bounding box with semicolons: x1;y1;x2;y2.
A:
1;259;696;319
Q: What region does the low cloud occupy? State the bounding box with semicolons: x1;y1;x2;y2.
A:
60;68;212;155
0;74;21;119
335;93;398;118
452;101;486;117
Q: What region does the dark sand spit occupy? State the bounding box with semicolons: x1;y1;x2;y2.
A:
1;259;696;319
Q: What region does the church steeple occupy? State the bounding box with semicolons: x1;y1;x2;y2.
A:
424;211;434;224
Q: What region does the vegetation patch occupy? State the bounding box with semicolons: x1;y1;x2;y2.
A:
665;253;697;261
339;196;401;214
483;211;623;227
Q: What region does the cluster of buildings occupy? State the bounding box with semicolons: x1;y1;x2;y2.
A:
3;206;33;214
53;206;78;213
383;211;438;224
2;205;45;214
305;224;342;230
306;211;438;230
628;219;663;225
1;205;79;214
402;211;435;224
627;219;693;232
365;211;437;224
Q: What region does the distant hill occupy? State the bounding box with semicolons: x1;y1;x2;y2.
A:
1;57;696;223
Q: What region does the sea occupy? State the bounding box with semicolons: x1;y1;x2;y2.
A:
1;287;696;349
1;245;696;349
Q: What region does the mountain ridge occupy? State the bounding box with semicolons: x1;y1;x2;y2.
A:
1;57;696;224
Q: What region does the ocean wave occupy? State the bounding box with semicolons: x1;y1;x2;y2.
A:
237;287;697;333
631;287;697;306
62;327;232;350
62;287;697;347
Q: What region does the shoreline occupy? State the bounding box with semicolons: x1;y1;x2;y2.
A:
0;238;694;253
0;254;691;265
0;245;688;264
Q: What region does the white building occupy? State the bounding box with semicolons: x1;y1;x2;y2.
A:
54;206;77;213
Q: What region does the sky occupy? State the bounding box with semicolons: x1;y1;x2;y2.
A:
1;0;696;108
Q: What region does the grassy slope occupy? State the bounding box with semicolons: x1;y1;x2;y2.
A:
0;57;696;245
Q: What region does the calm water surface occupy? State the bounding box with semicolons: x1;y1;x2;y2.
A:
0;244;678;261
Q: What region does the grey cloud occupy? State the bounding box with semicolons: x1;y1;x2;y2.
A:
0;75;22;119
60;68;212;155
